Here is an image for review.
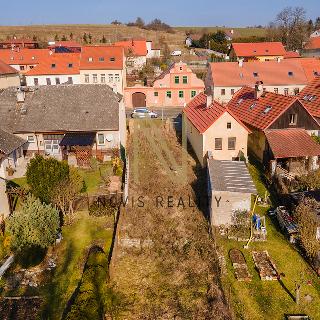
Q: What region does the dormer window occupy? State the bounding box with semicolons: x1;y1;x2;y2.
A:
110;57;115;62
88;57;93;62
314;71;320;76
239;73;243;78
68;63;73;68
31;56;35;60
99;57;104;62
249;102;257;110
288;71;293;77
51;63;56;68
253;72;258;77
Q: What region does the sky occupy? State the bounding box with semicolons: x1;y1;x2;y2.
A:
0;0;319;27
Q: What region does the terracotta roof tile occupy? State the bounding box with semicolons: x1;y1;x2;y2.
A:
0;49;50;65
289;57;320;81
284;51;301;58
183;92;250;134
298;76;320;117
80;46;124;70
209;60;308;87
114;39;147;56
265;128;320;158
305;37;320;50
0;59;18;75
227;87;298;130
25;53;80;75
231;42;286;57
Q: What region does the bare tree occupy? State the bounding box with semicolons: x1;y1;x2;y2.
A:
267;6;308;50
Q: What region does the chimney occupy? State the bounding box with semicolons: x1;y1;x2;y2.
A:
16;88;25;103
206;85;214;108
206;94;213;109
238;59;244;68
254;81;264;99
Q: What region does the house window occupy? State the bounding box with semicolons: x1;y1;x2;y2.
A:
175;76;180;84
85;74;89;83
274;88;278;94
183;76;188;84
154;92;159;97
115;74;120;82
55;77;60;85
215;138;222;150
97;133;105;145
289;114;297;125
20;66;25;71
221;89;226;95
191;90;196;98
51;63;56;68
228;137;236;150
231;89;235;95
227;122;231;129
179;91;184;98
34;78;39;86
294;88;300;95
93;74;98;83
68;63;73;68
68;77;73;84
46;78;51;85
101;74;106;83
166;91;172;98
284;88;289;96
108;74;114;82
27;135;35;143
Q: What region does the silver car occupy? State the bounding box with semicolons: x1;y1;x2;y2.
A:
131;108;158;119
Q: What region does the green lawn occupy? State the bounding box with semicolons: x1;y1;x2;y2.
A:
11;162;113;196
217;161;320;320
40;212;113;319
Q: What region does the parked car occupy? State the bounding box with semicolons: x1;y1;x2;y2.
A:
131;108;158;119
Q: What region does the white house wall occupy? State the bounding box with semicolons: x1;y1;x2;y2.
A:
26;74;81;86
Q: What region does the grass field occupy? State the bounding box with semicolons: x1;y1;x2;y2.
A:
40;212;113;319
0;24;266;48
217;160;320;320
176;26;267;38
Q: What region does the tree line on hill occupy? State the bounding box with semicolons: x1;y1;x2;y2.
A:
112;17;175;33
189;7;320;53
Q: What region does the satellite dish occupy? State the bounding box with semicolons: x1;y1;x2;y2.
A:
106;134;113;142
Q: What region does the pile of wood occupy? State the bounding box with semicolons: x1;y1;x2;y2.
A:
229;249;252;281
252;251;278;281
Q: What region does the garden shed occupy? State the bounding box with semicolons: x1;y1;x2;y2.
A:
207;159;256;226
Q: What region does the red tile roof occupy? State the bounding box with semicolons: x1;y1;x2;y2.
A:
284;51;301;58
231;42;286;57
227;87;299;130
305;37;320;50
0;59;18;75
114;39;147;56
183;92;250;134
80;46;124;70
294;58;320;82
265;128;320;158
298;77;320;117
25;53;80;75
209;60;308;87
0;49;50;65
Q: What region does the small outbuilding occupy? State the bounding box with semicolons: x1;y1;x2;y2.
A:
207;159;256;226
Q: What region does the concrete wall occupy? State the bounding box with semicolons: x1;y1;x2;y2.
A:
185;112;248;166
0;73;20;89
26;74;81;86
209;190;252;226
0;178;10;217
